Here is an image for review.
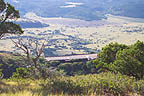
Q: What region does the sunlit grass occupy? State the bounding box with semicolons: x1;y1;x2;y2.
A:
0;90;39;96
0;72;144;96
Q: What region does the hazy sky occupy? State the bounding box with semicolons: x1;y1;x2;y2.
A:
13;0;19;3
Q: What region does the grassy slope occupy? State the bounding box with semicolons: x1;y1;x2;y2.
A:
0;53;25;78
0;72;143;96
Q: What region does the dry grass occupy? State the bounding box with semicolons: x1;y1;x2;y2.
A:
1;15;144;55
0;72;144;96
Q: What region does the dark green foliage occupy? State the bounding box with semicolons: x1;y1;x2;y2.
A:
41;72;144;95
0;0;5;12
0;53;26;78
1;72;144;95
58;62;82;75
46;60;61;67
113;41;144;79
0;0;23;38
58;60;98;76
0;52;98;78
95;42;128;72
0;64;3;79
99;42;128;63
95;41;144;79
12;67;30;79
37;59;98;76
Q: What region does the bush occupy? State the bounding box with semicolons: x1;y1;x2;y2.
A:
113;41;144;79
95;42;128;72
0;64;3;79
95;41;144;79
38;67;65;79
12;67;30;79
41;72;144;95
1;72;144;96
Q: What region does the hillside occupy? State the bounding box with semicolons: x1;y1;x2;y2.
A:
1;42;144;96
1;0;144;96
5;0;144;21
0;52;97;77
15;19;49;28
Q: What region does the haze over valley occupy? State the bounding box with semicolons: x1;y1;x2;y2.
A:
6;0;144;20
1;0;144;56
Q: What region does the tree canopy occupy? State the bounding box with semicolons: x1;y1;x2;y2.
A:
113;41;144;79
95;42;128;72
95;41;144;79
0;0;23;39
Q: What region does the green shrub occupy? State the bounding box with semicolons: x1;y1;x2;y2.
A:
95;41;144;79
41;72;144;95
113;41;144;79
1;72;144;96
0;64;3;79
12;67;30;79
95;42;128;72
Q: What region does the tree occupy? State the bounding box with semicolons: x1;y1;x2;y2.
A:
95;41;144;79
0;0;23;39
113;41;144;79
12;38;47;78
94;42;128;72
12;38;46;69
12;38;64;79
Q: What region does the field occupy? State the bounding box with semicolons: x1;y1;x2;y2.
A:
0;13;144;56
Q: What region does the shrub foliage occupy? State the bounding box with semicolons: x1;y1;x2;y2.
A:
95;41;144;79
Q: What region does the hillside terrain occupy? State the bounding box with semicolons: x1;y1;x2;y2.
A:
1;0;144;96
5;0;144;21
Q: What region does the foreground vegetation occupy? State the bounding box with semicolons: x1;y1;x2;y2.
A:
1;0;144;96
1;41;144;96
0;72;144;96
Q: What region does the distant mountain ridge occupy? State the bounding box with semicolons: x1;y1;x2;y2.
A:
5;0;144;20
15;18;49;28
5;0;144;21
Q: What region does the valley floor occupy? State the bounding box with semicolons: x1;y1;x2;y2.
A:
1;14;144;56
